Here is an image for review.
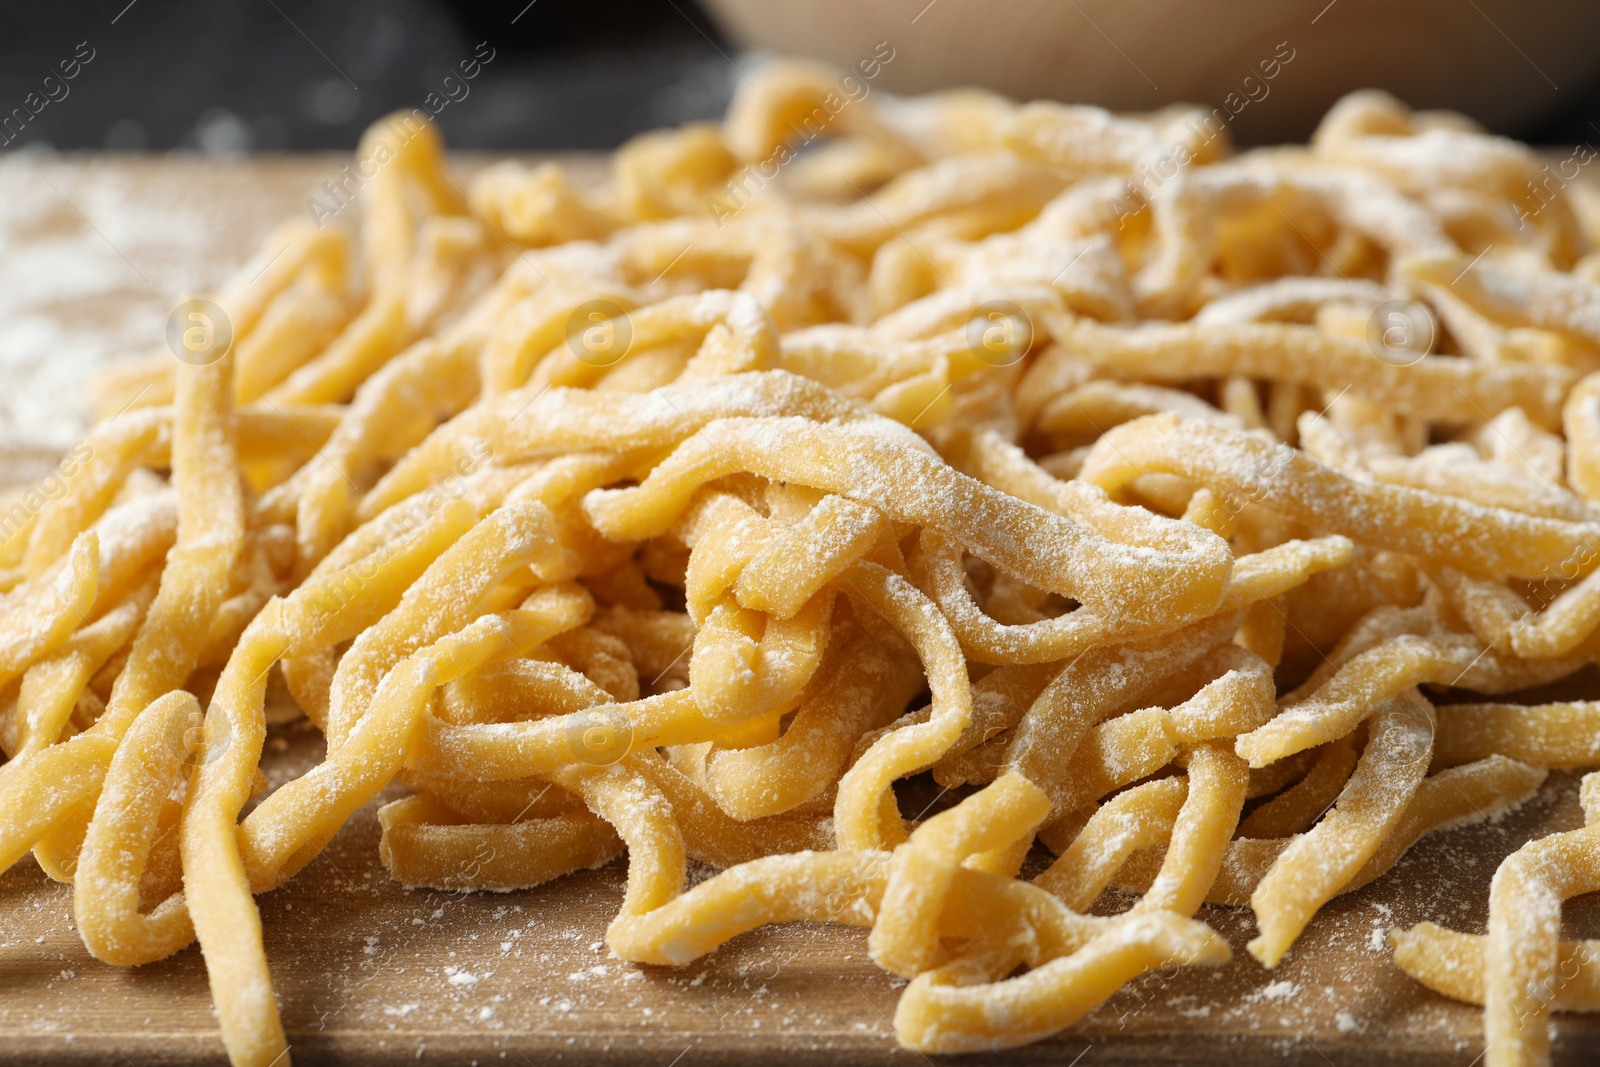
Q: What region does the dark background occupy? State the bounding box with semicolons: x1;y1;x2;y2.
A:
0;0;740;153
2;0;1600;154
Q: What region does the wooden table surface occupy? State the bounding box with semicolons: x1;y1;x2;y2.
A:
4;153;1600;1065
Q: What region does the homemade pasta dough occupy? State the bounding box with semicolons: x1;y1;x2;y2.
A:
7;65;1600;1067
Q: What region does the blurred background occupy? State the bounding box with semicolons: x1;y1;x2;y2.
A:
4;0;1600;155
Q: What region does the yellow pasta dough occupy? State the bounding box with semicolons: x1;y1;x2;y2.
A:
5;62;1600;1067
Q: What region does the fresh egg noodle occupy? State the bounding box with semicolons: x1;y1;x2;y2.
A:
6;69;1600;1066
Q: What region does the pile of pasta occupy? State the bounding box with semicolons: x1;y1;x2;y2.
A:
8;61;1600;1066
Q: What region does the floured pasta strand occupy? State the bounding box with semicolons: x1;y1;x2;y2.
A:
1131;741;1249;917
584;416;1232;626
1404;254;1600;349
89;221;350;418
1237;623;1591;766
1082;414;1600;581
1043;316;1574;427
854;660;1056;792
1395;774;1600;1066
1248;689;1435;966
831;561;973;850
0;345;241;881
1193;277;1391;326
1433;564;1600;659
1312;90;1568;215
243;591;584;890
669;489;842;725
1035;778;1189;911
5;580;155;770
1391;924;1600;1013
1237;735;1359;839
1565;371;1600;501
580;843;1108;975
734;494;894;618
73;690;200;965
869;770;1050;978
1118;755;1546;908
0;532;100;699
893;911;1230;1053
22;411;165;577
629;750;835;867
1000;612;1240;817
1002;100;1228;177
913;523;1349;665
1363;451;1596;523
1432;700;1600;769
322;502;579;747
377;793;622;892
359;369;866;519
697;604;925;820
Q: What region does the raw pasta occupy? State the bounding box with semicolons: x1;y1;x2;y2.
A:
6;65;1600;1067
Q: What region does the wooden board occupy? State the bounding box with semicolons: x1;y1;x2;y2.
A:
5;155;1600;1065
